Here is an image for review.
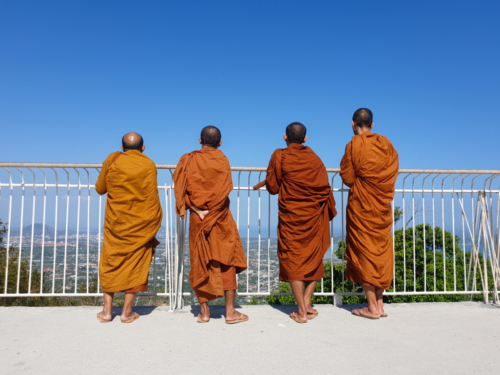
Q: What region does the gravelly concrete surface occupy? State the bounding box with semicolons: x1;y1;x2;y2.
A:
1;302;499;374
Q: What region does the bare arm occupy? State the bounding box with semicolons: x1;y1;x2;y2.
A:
340;142;356;188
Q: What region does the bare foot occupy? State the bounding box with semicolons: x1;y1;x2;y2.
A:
352;306;380;319
226;310;248;321
306;306;317;315
120;311;136;321
98;311;112;321
199;303;210;321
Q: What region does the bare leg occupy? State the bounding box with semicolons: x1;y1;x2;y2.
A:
290;281;308;320
120;292;137;321
199;302;210;321
303;280;317;314
352;285;380;318
376;287;385;315
225;290;248;321
99;292;114;320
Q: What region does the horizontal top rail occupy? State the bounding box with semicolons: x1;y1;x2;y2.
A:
0;162;499;175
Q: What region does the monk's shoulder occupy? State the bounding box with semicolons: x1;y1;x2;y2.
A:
374;134;397;152
139;154;157;171
102;151;122;168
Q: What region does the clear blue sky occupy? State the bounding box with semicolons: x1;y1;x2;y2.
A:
1;0;499;169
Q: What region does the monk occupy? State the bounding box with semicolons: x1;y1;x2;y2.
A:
340;108;399;319
95;132;162;323
173;126;249;324
254;122;337;323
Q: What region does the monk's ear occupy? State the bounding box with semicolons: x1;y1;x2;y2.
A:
199;137;203;145
283;134;288;142
370;123;374;130
303;136;308;143
218;140;223;147
141;145;146;153
121;145;124;152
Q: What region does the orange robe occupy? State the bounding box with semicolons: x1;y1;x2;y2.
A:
254;144;337;281
96;150;162;293
340;131;399;290
173;147;247;303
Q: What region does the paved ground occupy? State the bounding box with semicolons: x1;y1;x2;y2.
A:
1;302;499;375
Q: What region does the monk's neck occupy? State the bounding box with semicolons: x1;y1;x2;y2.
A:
201;145;218;150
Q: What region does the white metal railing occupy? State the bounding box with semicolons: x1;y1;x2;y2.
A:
0;163;499;309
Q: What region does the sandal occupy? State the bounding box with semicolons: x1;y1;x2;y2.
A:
197;313;210;323
226;313;249;324
352;309;379;320
290;312;307;323
97;312;111;323
121;312;140;323
307;309;319;320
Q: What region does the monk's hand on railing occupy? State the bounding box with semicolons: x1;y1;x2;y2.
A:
253;180;266;191
191;206;209;221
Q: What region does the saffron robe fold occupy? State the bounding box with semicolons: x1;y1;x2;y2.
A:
340;131;399;290
173;147;247;302
254;144;337;281
96;150;163;293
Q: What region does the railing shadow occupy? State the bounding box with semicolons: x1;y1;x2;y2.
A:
189;303;244;320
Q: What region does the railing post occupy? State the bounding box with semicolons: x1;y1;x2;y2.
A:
333;294;343;307
172;214;186;311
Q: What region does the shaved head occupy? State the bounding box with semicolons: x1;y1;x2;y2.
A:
200;126;221;148
122;132;144;150
352;108;373;128
286;122;307;144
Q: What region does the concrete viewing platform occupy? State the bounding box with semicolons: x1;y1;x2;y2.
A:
1;302;499;374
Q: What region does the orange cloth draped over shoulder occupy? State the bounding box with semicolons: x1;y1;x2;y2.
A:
254;144;337;281
340;131;399;290
96;150;163;293
173;147;247;303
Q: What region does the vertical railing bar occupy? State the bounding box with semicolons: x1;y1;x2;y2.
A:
246;172;252;293
83;168;90;294
411;173;421;292
470;175;480;292
451;174;463;292
257;171;262;294
164;184;169;303
402;173;410;292
341;182;345;293
96;168;102;293
331;174;337;298
236;171;241;289
14;168;25;294
441;174;451;292
431;174;438;292
460;174;470;295
2;168;13;294
74;169;81;294
392;200;396;291
38;168;47;294
268;190;271;293
421;174;431;292
61;168;70;293
27;168;36;294
169;171;174;300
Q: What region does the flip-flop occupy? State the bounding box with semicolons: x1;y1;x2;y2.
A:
197;313;210;323
290;312;308;323
97;312;111;323
381;313;388;318
226;313;249;324
121;312;140;323
307;310;319;319
352;309;379;320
